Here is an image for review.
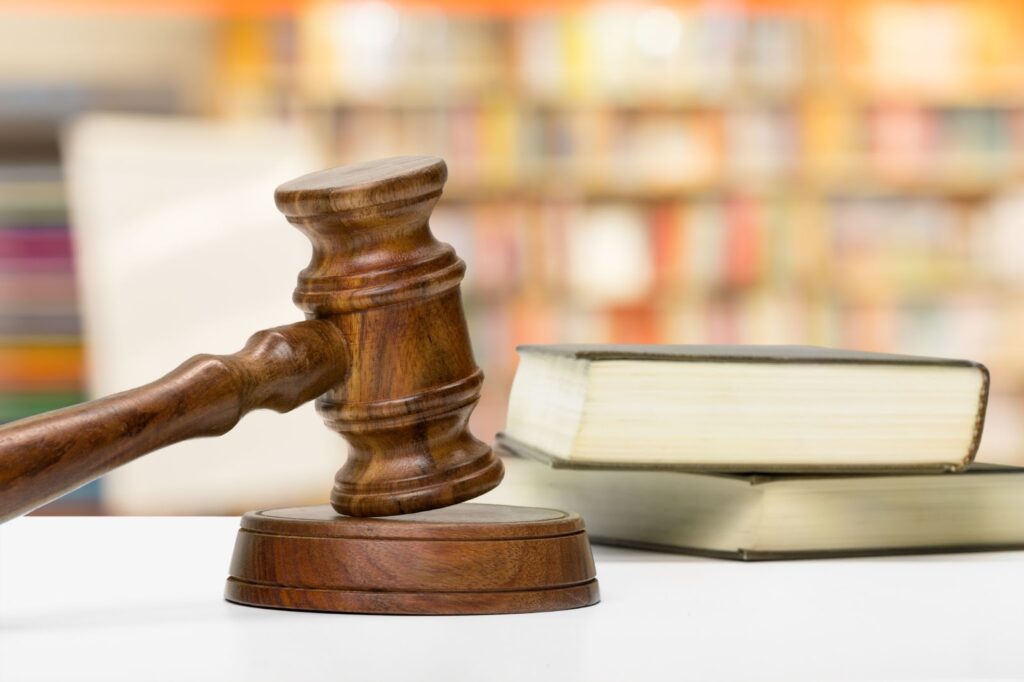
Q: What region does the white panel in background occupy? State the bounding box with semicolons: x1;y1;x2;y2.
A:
63;115;342;514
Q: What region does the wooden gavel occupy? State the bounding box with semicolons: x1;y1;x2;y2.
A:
0;156;504;523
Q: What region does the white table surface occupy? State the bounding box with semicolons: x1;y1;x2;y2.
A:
1;516;1023;682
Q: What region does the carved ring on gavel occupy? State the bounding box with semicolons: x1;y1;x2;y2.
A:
0;156;505;523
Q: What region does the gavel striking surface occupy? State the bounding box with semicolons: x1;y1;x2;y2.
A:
225;503;600;615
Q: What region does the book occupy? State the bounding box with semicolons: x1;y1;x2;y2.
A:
488;453;1024;560
501;344;989;472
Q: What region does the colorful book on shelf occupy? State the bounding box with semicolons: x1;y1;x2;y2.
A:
0;162;89;507
489;453;1024;560
0;392;85;424
500;344;989;473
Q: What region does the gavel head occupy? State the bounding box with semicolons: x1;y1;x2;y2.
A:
274;156;503;517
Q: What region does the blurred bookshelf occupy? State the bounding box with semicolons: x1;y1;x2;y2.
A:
3;0;1024;513
0;138;92;510
295;0;1024;459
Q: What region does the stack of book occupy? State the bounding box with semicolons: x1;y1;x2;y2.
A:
493;345;1024;559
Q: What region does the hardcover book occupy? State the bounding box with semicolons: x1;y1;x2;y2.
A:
502;344;989;473
491;448;1024;560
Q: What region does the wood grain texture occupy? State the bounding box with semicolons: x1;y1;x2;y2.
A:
0;320;347;523
276;156;503;516
224;503;601;615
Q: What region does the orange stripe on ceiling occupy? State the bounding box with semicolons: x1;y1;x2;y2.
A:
0;0;304;17
0;0;812;19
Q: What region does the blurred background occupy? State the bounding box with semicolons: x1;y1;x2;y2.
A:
2;0;1023;515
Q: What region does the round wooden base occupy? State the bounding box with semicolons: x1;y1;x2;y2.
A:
225;503;600;615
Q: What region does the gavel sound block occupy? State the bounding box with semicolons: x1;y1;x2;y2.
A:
0;156;599;615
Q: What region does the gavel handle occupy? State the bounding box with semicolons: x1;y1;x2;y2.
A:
0;320;348;523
